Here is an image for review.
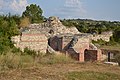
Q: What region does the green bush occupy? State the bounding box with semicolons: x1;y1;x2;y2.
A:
92;39;107;45
113;27;120;43
24;47;36;57
0;53;21;69
115;54;120;66
12;47;21;53
0;52;36;70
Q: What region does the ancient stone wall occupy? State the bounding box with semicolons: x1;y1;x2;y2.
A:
91;31;113;42
28;16;80;36
12;31;48;53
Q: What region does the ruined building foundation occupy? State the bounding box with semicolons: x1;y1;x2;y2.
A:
12;16;104;62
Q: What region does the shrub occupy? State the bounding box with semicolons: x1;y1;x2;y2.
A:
24;47;36;57
92;39;107;45
113;27;120;43
12;47;21;53
0;53;21;69
115;54;120;66
0;52;36;70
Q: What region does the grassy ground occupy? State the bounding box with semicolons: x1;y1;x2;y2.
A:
0;53;120;80
67;71;120;80
100;45;120;51
100;44;120;51
0;62;120;80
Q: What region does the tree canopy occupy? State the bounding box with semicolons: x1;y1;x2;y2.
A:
22;4;44;23
19;17;30;28
0;15;19;54
113;27;120;43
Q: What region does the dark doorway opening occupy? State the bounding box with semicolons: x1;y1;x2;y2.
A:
48;36;63;51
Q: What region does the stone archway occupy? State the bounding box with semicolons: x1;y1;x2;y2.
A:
84;49;98;62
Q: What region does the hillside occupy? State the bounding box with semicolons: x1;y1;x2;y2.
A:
61;19;120;34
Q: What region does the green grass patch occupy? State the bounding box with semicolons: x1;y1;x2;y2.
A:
100;45;120;51
66;71;120;80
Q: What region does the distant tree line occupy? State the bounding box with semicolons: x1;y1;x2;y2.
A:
61;19;120;34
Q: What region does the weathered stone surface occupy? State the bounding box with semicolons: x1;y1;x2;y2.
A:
28;16;80;36
12;31;48;53
91;31;113;42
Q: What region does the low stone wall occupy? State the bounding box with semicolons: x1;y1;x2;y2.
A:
12;32;48;53
91;31;113;42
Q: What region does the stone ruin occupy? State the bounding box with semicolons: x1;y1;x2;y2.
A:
11;16;103;62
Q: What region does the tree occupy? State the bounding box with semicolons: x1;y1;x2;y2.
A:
19;17;30;28
115;54;120;66
0;16;19;54
113;27;120;43
22;4;44;23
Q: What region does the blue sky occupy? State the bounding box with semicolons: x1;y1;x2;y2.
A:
0;0;120;21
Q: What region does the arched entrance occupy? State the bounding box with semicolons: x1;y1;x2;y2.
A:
84;49;97;61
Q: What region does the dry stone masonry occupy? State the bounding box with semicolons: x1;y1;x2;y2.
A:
12;30;48;53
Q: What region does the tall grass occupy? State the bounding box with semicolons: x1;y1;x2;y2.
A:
0;51;74;70
39;54;74;64
0;52;35;70
67;71;120;80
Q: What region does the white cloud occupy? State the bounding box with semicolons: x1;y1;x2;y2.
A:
10;0;28;14
0;0;28;15
65;0;81;8
54;0;86;19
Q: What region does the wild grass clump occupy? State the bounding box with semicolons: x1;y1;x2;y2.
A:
24;47;36;57
39;53;74;64
66;71;120;80
0;52;21;70
0;52;35;70
0;49;74;70
115;54;120;66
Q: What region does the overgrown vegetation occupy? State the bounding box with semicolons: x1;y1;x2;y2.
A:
67;71;120;80
61;19;120;34
0;14;20;54
39;54;74;64
115;54;120;66
0;4;44;54
0;51;74;70
113;27;120;43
